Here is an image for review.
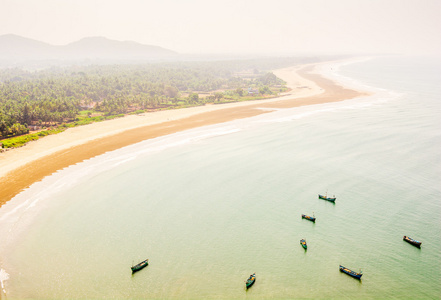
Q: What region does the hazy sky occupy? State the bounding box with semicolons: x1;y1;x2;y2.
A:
1;0;440;55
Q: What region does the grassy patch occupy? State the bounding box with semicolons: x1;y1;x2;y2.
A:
1;128;66;149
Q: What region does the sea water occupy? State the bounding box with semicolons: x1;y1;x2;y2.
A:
0;56;440;299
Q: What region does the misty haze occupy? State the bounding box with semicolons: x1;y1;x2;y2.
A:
0;0;440;299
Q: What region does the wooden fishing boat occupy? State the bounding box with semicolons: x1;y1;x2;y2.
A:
339;265;362;279
301;214;316;222
131;259;149;273
403;236;422;248
318;193;336;202
300;239;307;250
246;273;256;289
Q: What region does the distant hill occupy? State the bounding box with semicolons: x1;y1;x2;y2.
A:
0;34;57;59
0;34;178;62
63;37;177;59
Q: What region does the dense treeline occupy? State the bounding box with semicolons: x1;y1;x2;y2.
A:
0;56;332;140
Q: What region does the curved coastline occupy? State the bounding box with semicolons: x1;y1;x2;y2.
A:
0;61;368;208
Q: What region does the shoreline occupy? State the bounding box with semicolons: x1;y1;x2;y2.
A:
0;61;368;208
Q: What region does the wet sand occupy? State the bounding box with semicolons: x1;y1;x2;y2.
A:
0;63;367;207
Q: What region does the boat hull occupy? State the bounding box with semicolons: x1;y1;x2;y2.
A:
246;280;255;289
339;265;362;279
131;259;149;273
300;239;307;250
246;273;256;289
318;194;336;202
403;236;421;248
302;214;316;222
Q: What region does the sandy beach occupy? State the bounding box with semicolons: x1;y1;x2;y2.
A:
0;62;367;207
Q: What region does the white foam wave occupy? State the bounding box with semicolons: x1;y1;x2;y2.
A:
0;268;9;294
254;90;401;124
316;57;384;93
97;126;242;169
251;57;404;124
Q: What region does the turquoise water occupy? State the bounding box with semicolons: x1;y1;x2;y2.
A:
1;56;440;299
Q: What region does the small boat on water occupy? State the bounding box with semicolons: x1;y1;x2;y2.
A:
131;259;149;273
318;193;336;202
300;239;307;250
246;273;256;289
302;214;316;222
339;265;362;279
403;236;422;248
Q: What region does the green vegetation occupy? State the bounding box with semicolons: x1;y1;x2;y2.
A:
0;127;65;149
0;56;329;149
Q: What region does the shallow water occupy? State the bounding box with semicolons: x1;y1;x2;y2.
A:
1;56;440;299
